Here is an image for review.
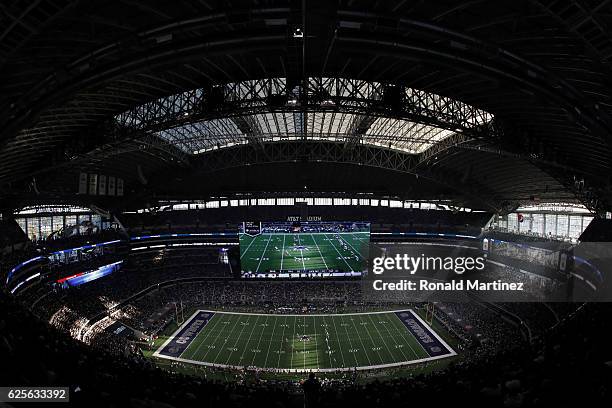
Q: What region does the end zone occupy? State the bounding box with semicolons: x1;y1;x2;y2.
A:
396;310;456;358
153;310;215;359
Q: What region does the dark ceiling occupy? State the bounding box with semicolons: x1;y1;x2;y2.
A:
0;0;611;214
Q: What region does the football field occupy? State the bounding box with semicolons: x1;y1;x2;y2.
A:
239;232;369;274
154;310;456;372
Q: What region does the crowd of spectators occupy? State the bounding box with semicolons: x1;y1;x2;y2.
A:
94;280;548;383
478;263;562;300
27;266;213;335
2;223;610;406
130;247;230;277
1;285;610;407
0;228;124;283
435;301;525;354
496;302;560;334
486;228;577;244
312;300;612;407
22;259;577;361
39;226;124;250
109;280;363;336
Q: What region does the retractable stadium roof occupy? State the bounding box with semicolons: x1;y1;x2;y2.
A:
0;0;610;214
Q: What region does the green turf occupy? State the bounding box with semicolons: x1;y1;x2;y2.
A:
162;311;453;371
239;232;369;273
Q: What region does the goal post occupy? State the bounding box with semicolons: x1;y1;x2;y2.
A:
425;302;435;326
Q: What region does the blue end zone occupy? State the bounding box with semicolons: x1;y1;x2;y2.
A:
395;311;452;357
157;311;215;358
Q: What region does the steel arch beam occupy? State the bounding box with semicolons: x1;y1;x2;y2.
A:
191;140;503;212
112;77;495;137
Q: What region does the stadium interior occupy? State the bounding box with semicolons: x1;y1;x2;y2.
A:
1;1;612;407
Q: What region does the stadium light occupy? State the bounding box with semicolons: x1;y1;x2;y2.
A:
293;27;304;38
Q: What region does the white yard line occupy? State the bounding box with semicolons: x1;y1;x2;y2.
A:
224;315;253;365
259;315;273;368
255;234;273;273
155;352;457;373
280;234;286;270
336;233;363;261
189;309;425;317
181;313;221;361
311;315;320;368
324;233;354;272
210;314;242;363
369;313;410;362
348;316;372;366
290;315;297;369
277;315;289;368
357;314;385;363
240;235;257;259
297;234;306;270
327;315;347;368
387;314;421;359
363;314;396;363
237;315;260;365
303;315;307;369
339;316;361;366
196;315;232;361
311;233;329;269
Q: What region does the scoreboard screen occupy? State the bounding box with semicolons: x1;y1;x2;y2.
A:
238;221;370;278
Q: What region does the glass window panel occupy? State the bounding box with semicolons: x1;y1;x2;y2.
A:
557;215;569;238
16;218;27;235
582;217;593;231
507;213;518;232
545;214;557;236
65;215;77;228
27;218;39;241
40;217;53;239
52;216;64;232
569;216;583;239
531;214;544;235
